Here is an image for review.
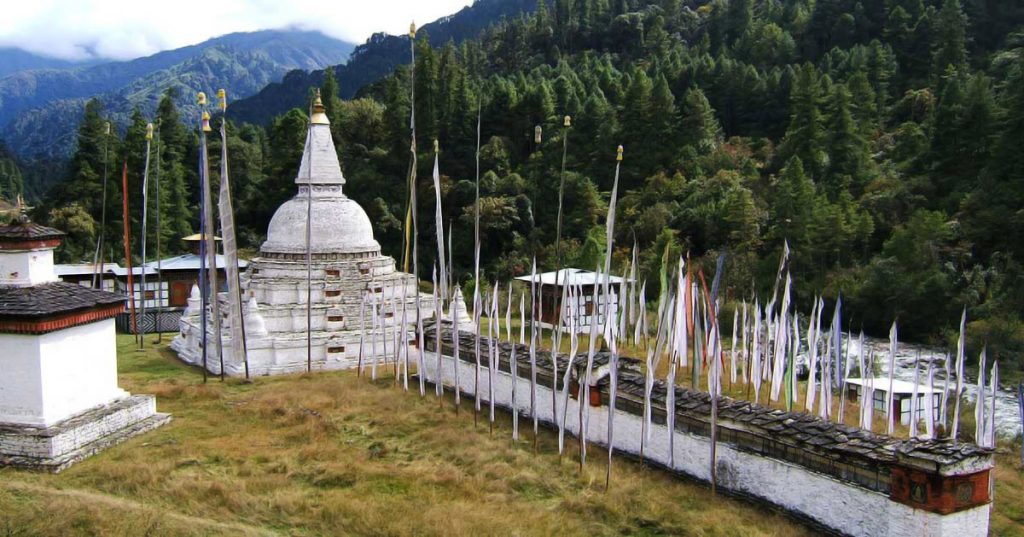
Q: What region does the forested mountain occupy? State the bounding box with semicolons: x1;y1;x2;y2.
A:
229;0;537;125
37;0;1024;370
0;30;354;165
0;48;100;78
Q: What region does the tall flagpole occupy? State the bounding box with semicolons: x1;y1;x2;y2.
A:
197;93;209;384
218;89;249;379
200;100;224;380
154;119;164;343
92;121;111;289
305;91;317;373
121;161;138;340
139;122;153;348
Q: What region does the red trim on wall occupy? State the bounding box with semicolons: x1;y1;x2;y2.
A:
890;465;991;514
0;238;61;251
0;303;125;335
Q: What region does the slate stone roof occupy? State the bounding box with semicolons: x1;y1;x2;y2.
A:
0;282;124;318
0;222;64;243
424;319;992;487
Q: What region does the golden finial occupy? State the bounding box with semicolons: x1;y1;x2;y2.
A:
197;91;207;106
104;121;111;135
433;139;439;153
217;89;227;112
616;145;624;161
146;123;154;140
410;22;417;38
201;111;212;132
563;115;571;127
534;125;543;144
310;88;329;125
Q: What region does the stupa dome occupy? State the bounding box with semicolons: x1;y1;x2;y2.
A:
259;93;380;256
261;194;380;255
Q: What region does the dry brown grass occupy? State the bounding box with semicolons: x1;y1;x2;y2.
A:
0;335;812;536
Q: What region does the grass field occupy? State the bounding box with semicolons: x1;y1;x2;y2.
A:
1;334;815;537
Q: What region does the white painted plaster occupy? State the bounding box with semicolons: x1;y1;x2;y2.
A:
420;353;991;537
0;319;126;427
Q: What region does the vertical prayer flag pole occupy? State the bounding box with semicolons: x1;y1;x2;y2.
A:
218;89;249;379
121;161;139;345
154;119;165;344
92;122;111;289
198;94;224;380
304;91;317;373
139;122;153;348
196;93;210;385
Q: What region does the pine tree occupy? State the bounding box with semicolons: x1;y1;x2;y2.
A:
776;64;827;178
825;83;874;196
931;0;969;82
678;87;722;155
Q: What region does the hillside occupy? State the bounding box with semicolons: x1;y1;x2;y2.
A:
0;47;100;78
0;335;813;536
229;0;537;125
0;30;354;160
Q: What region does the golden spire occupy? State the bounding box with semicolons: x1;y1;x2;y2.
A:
146;123;154;140
310;88;330;125
217;89;227;112
201;111;212;132
617;144;624;161
197;91;207;106
410;22;417;38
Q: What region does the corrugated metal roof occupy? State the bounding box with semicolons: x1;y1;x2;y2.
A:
514;268;627;286
54;263;121;276
845;378;945;395
143;254;248;271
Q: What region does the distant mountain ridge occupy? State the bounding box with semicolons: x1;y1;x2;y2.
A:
230;0;537;125
0;30;355;159
0;48;101;78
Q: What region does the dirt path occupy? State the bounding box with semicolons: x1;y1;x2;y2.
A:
2;480;281;536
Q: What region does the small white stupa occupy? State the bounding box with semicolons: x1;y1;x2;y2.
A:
173;92;433;376
0;214;170;472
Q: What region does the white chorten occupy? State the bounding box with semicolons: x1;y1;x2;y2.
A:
173;93;432;376
0;216;169;471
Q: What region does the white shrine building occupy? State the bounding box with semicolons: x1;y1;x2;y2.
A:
172;93;434;376
515;268;627;334
0;216;170;472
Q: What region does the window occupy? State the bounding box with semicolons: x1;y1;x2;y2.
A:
325;290;341;298
144;290;155;300
327;315;344;322
328;346;345;353
325;269;340;277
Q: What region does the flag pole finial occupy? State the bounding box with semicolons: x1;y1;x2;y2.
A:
145;123;154;141
201;111;212;132
217;89;227;112
563;115;571;127
197;91;207;106
616;145;624;161
433;139;439;153
410;22;417;38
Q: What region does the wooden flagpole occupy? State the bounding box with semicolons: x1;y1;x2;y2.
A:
121;161;138;341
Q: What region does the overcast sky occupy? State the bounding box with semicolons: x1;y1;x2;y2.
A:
0;0;473;61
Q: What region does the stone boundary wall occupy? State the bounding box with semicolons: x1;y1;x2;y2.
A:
422;322;992;537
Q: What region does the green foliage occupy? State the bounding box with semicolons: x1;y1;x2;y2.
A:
33;0;1024;362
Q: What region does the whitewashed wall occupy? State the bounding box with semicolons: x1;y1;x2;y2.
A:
0;320;126;427
0;247;59;287
420;353;990;537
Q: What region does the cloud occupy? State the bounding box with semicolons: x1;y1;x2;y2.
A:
0;0;472;61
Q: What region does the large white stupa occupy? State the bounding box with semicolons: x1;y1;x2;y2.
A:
173;94;435;376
